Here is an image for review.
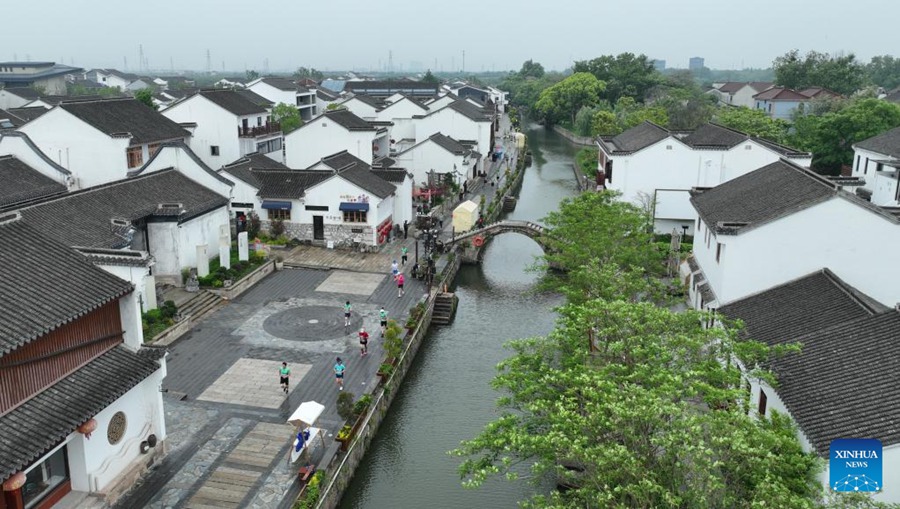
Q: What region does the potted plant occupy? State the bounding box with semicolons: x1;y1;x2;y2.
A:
384;319;403;360
274;254;284;270
335;391;356;451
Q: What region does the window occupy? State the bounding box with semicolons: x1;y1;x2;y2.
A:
876;163;884;173
305;205;329;211
744;144;752;150
210;145;220;156
21;446;68;508
758;390;768;415
696;217;701;232
107;411;127;445
343;210;367;223
256;138;282;154
257;116;262;126
864;158;869;174
666;145;672;150
716;243;723;262
126;146;143;168
269;209;291;221
148;143;161;159
855;155;861;173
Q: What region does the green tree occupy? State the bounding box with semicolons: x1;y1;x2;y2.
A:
538;191;661;276
714;106;790;144
590;109;619;135
518;59;545;79
294;67;324;80
421;69;440;84
866;55;900;90
326;103;346;111
245;69;259;81
454;297;822;509
790;98;900;174
773;50;866;96
573;53;661;103
534;72;606;125
134;88;158;110
271;102;303;133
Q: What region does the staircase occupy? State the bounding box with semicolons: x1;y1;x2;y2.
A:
178;290;226;323
431;292;458;326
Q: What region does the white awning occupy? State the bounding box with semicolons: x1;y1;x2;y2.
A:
288;401;325;428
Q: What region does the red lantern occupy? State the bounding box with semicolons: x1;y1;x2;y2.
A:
78;418;98;439
2;471;26;491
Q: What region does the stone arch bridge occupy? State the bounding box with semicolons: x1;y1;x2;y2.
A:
448;220;549;263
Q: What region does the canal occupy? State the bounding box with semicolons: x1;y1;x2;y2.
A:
338;124;582;509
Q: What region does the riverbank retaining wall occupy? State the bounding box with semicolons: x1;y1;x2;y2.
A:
314;255;462;509
552;125;596;146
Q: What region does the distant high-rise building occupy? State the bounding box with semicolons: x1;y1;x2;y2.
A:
652;59;666;71
689;57;705;71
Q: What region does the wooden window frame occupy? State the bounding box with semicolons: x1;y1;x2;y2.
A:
268;209;291;221
342;210;367;223
126;146;143;169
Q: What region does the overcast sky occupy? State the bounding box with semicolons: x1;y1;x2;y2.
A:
5;0;893;74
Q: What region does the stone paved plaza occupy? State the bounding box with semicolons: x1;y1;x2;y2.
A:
113;267;427;509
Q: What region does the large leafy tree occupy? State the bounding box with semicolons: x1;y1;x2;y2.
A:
293;66;324;80
773;50;866;96
866;55;900;90
714;106;790;144
421;69;440;84
534;72;605;125
790;98;900;174
133;88;158;110
519;59;545;79
271;102;303;133
573;53;660;103
454;298;822;509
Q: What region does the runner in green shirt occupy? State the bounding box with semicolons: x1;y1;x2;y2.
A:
379;307;388;336
279;362;290;394
401;246;408;265
344;300;352;327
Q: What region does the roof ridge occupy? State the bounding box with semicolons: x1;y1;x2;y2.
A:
819;268;885;314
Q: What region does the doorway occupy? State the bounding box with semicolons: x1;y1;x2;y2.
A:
313;216;324;240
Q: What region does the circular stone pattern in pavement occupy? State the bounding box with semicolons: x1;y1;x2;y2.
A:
263;306;361;341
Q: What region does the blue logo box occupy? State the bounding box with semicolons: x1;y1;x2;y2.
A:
830;438;883;493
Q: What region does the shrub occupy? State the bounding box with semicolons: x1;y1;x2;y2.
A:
336;391;355;422
247;211;261;239
352;394;373;418
270;218;286;237
378;363;394;377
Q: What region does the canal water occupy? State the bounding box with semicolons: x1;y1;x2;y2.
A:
339;125;581;509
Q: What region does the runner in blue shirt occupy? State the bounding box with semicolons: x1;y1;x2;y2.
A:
334;357;346;391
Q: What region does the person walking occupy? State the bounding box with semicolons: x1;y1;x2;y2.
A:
396;272;405;298
334;357;346;390
403;219;409;239
343;301;352;327
379;307;388;336
401;246;408;265
279;362;290;394
391;260;399;277
358;328;369;356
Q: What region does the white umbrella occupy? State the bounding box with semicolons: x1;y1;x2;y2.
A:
288;401;324;428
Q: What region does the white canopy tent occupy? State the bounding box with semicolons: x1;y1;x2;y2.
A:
288;401;326;465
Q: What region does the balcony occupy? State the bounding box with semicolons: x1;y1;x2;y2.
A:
238;122;281;138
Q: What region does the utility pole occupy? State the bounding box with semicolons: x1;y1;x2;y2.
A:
170;56;174;73
206;49;211;74
388;50;393;74
462;50;465;74
124;56;128;70
139;44;144;74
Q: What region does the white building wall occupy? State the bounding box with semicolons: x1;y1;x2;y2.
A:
340;98;378;120
177;207;231;271
0;133;72;187
414;108;492;158
246;81;296;107
704;197;900;307
66;367;167;493
99;263;155;313
227;175;262;211
731;88;761;109
0;90;33;109
388;117;417;143
284;117;377;168
392;175;414;227
18;107;132;187
394;140;464;187
139;144;233;197
161;96;241;169
375;99;425;123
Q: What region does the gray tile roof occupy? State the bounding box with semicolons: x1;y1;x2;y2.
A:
854;126;900;159
60;98;190;145
0;156;67;207
602;121;670;153
2;87;41;100
260;77;308;92
371;168;408;184
236;89;274;107
317;150;368;171
0;108;25;127
428;132;468;154
348;94;384;109
718;269;885;347
446;99;492;122
0;345;161;480
197;89;267;116
0;215;133;355
16;168;228;248
322;109;377;131
220;152;290;185
128;141;235;187
7;106;47;122
771;310;900;455
251;170;331;199
683;123;747;149
344;80;439;95
754;87;810;101
316;89;339;101
690;159;837;235
338;165;395;199
76;247;154;267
